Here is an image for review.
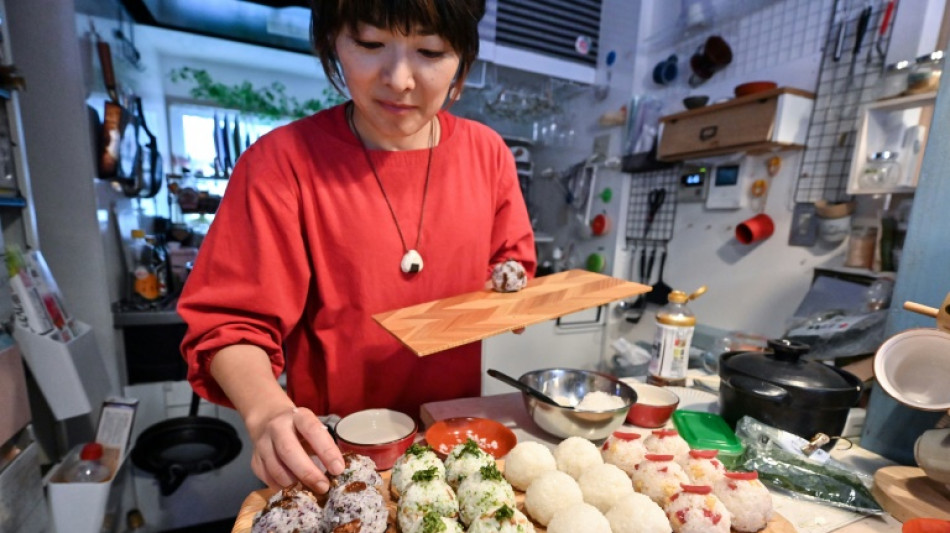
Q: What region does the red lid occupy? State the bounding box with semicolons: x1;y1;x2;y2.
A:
612;431;642;441
680;484;713;495
80;442;104;461
652;429;679;437
644;453;675;462
689;449;719;459
725;471;759;481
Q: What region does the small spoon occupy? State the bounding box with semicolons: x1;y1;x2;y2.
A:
487;369;567;408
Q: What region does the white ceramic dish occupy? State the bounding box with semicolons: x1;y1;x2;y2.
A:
667;386;718;413
874;328;950;411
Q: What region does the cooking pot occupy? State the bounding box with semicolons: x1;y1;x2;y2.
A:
719;339;863;441
131;392;242;495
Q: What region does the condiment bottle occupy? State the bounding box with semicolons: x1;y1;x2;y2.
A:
67;442;111;483
648;286;706;386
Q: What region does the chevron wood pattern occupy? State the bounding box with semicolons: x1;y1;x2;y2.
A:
372;269;652;357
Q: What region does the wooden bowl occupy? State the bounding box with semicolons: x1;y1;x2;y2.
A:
734;81;777;98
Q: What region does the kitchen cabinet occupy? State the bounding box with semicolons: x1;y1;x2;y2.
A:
657;88;815;161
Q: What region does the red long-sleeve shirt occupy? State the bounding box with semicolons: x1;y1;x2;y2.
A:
179;104;536;418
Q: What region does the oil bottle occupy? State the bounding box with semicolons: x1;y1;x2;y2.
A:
648;285;707;386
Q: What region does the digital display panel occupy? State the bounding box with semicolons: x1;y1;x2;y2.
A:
715;165;740;186
680;167;706;188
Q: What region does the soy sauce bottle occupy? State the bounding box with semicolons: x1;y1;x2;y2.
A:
648;286;707;386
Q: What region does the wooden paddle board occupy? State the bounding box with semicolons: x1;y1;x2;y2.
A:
232;463;796;532
373;269;651;357
872;465;950;522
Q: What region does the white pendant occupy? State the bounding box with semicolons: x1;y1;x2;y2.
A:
400;250;424;274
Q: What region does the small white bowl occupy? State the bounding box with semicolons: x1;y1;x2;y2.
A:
334;409;417;470
874;328;950;411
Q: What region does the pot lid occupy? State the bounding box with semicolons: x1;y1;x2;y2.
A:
721;339;857;391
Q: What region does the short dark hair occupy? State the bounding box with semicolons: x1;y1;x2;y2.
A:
310;0;485;102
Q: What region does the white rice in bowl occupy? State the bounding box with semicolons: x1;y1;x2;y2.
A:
553;436;603;480
523;470;583;526
576;391;626;411
643;429;691;466
577;463;634;513
665;484;730;533
601;430;646;475
631;454;690;507
605;491;672;533
712;471;773;532
503;441;556;491
684;449;726;485
546;502;611;533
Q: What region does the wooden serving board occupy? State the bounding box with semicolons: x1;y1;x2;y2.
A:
232;463;797;533
373;269;652;356
872;465;950;522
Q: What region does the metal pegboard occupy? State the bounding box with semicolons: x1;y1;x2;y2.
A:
625;169;679;245
795;0;897;203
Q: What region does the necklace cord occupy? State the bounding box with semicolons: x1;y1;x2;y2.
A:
348;104;434;254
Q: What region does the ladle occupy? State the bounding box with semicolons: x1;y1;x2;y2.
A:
487;369;566;407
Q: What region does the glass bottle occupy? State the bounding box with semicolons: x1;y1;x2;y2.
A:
648;286;706;386
129;230;159;303
68;442;110;483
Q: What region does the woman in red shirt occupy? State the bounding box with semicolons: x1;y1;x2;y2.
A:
178;0;535;494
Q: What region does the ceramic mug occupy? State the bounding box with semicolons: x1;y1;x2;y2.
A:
653;54;679;85
689;36;733;86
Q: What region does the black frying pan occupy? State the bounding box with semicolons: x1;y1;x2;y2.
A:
131;392;242;495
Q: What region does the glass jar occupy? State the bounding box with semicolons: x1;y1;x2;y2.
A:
860;151;901;189
906;50;944;94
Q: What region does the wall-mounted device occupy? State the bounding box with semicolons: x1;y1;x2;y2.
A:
702;156;751;210
677;164;708;203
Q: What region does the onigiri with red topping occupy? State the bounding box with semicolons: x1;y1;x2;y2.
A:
631;454;690;507
601;430;646;475
684;449;726;485
643;429;691;466
665;484;730;533
712;471;773;532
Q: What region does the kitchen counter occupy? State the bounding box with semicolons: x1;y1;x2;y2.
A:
420;392;903;533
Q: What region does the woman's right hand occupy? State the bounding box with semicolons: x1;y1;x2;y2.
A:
244;403;345;493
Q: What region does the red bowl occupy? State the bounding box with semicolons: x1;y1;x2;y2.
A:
734;81;777;98
335;409;417;471
621;381;680;428
425;417;517;459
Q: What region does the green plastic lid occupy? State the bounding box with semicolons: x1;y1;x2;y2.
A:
672;410;744;466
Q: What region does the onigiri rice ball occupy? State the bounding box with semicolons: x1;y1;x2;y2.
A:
553;436;603;480
457;463;516;525
391;444;445;498
444;439;495;489
601;430;646;475
404;512;465;533
397;474;459;533
631;454;690;506
523;470;583;526
322;481;388;533
712;471;773;532
643;429;691;465
665;484;730;533
467;504;536;533
503;441;556;491
332;452;382;488
251;485;322;533
577;463;634;513
684;449;726;485
605;492;672;533
546;502;611;533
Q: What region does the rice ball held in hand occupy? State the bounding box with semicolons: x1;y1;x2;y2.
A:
553;436;603;480
503;441;556;491
490;259;528;292
712;471;773;532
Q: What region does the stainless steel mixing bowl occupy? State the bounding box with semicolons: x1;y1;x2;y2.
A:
518;368;637;440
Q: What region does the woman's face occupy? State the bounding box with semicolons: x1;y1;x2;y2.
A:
335;23;460;150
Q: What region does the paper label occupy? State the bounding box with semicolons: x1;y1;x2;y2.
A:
649;323;693;379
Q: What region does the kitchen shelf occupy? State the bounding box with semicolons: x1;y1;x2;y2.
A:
657;87;815;161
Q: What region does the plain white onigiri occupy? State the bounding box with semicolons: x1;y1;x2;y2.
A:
546;502;611;533
577;463;634;513
503;441;557;491
666;486;731;533
605;492;672;533
631;455;690;506
601;431;646;475
553;436;603;480
713;473;773;532
523;470;583;526
643;430;691;465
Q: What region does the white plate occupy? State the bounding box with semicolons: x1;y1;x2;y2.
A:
668;386;719;413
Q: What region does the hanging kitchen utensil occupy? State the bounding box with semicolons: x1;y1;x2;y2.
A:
119;97;158;198
221;114;233;176
646;245;672;305
131;392;242;496
643;188;666;238
94;26;139;184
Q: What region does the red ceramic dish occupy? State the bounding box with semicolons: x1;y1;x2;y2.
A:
621;380;680;428
425;417;517;459
334;409;417;471
734;81;777;98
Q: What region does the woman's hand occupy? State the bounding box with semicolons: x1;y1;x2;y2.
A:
244;404;344;494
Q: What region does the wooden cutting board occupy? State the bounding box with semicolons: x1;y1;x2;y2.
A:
373;269;652;357
232;463;796;533
872;465;950;522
